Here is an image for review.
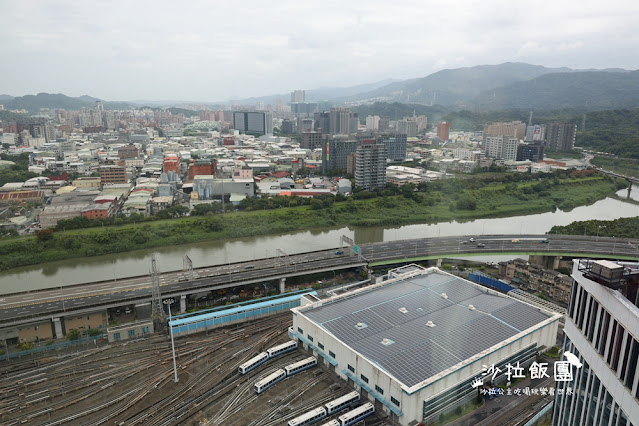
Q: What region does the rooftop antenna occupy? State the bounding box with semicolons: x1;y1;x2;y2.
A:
528;111;533;127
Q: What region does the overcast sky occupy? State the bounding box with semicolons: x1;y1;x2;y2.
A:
1;0;638;103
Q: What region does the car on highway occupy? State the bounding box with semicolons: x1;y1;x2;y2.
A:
244;265;255;269
511;239;520;243
461;241;469;244
540;239;550;243
469;238;476;242
335;250;344;255
477;243;485;248
125;308;131;314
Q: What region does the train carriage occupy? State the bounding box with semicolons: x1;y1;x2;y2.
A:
337;402;375;426
285;356;317;376
238;351;269;374
254;369;287;394
319;421;340;426
287;407;327;426
267;340;297;358
325;391;360;415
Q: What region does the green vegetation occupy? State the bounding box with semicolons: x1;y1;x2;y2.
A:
544;346;561;359
0;172;623;272
0;153;39;187
592;155;639;177
577;109;639;158
549;216;639;239
66;329;81;341
545;150;583;160
18;342;35;351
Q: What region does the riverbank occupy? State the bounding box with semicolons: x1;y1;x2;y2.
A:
549;216;639;239
0;176;623;272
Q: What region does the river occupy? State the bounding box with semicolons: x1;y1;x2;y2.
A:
0;188;637;295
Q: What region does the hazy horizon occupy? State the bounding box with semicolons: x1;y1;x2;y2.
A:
2;0;638;102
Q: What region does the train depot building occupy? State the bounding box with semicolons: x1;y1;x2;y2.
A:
290;265;561;425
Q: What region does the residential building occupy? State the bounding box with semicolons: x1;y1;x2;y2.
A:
291;90;305;103
484;121;527;140
232;111;273;136
484;135;519;161
301;131;323;151
437;122;451;141
355;139;386;190
187;159;217;180
118;143;140;159
81;203;114;220
552;259;639;425
546;122;576;152
281;119;295;134
314;108;358;135
396;119;417;137
416;115;428;132
99;165;127;186
366;115;380;131
377;134;407;161
525;124;545;142
498;258;572;304
379;118;390;132
291;265;560;425
163;156;180;174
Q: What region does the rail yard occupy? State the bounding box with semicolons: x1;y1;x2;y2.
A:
0;312;390;425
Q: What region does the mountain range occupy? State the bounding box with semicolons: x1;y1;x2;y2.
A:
1;63;638;113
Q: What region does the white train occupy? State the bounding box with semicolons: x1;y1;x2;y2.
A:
288;407;327;426
238;352;269;374
285;356;318;376
319;421;340;426
254;369;287;393
287;391;360;426
338;402;375;426
239;340;298;375
267;340;297;358
255;356;317;394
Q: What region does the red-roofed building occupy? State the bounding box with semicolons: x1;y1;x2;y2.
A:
164;156;180;174
270;171;290;179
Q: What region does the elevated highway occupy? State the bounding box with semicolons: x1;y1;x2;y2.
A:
1;234;637;329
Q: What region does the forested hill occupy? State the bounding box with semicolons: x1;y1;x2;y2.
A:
549;217;639;239
577;109;639;158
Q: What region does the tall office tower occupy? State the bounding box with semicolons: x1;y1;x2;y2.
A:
396;119;418;137
291;90;305;103
437;121;451;141
301;131;322;150
281;119;296;134
552;259;639;425
516;142;545;162
321;135;359;173
232;111;273;135
355;139;387;190
366;115;380;131
525;124;546;142
484;135;519;161
379;118;390;132
546;122;577;151
296;118;314;134
329;108;351;135
483;121;527;140
377;134;407;161
291;102;318;117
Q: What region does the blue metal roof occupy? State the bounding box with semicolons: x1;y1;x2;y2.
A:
170;291;317;327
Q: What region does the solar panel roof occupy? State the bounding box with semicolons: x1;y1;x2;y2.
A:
303;270;553;388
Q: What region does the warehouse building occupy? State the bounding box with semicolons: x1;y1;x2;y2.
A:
290;265;561;425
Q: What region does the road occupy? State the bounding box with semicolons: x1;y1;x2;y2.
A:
1;234;637;325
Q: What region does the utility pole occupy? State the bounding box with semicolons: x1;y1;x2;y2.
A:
151;254;165;330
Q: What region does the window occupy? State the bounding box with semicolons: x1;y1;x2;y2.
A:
318;342;324;350
297;327;303;334
360;374;369;383
114;332;120;340
307;334;313;342
128;330;135;337
142;326;149;334
375;384;384;395
348;364;355;373
391;396;400;407
329;350;336;358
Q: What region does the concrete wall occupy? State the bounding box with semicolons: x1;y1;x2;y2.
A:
18;321;54;343
64;311;108;334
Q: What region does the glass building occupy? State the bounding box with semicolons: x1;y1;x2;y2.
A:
552;259;639;425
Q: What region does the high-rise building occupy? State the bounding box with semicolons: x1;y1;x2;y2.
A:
546;122;576;152
484;136;519;161
291;90;305;103
517;142;545;162
377;134;407;161
525;124;545;142
366;115;380;131
355;139;387;190
321;136;360;173
396;119;418;137
552;259;639;425
301;131;322;150
416;115;428;132
291;102;318;117
314;108;358;135
99;165;127;185
437;122;451;141
484;121;527;140
281;119;296;134
379;118;390;132
296;118;314;134
232;111;273;135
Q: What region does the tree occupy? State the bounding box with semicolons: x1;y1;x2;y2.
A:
36;228;54;241
67;329;81;341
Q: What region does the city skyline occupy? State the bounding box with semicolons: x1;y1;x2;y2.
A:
1;0;638;102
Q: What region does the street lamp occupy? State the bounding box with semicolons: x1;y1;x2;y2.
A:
163;299;179;383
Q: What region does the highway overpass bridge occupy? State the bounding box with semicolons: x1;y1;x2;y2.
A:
0;234;637;340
